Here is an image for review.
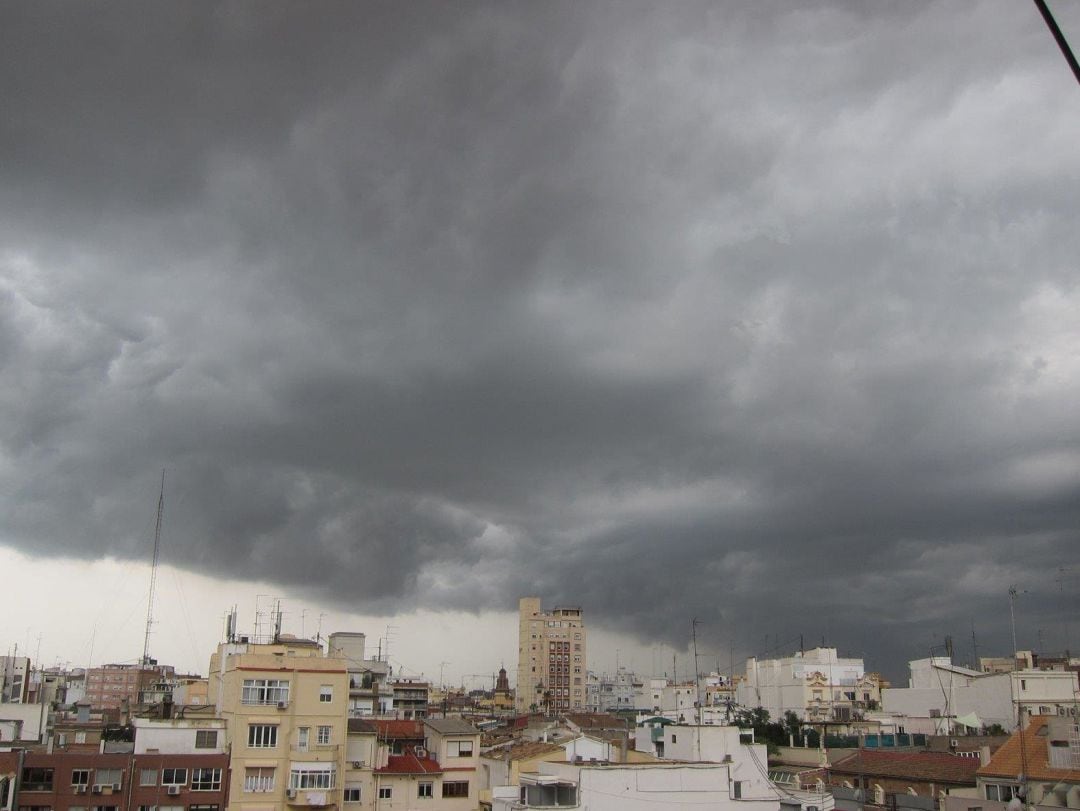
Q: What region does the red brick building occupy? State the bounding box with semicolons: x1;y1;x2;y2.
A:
0;750;229;811
84;665;176;712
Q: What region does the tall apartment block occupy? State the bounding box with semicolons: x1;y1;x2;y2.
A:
516;597;587;715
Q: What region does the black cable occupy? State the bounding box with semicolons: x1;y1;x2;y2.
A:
1032;0;1080;85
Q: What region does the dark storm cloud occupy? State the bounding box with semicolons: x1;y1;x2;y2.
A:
2;0;1079;679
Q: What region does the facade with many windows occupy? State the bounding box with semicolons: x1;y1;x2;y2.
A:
207;635;349;811
516;597;587;715
340;717;481;810
0;751;229;811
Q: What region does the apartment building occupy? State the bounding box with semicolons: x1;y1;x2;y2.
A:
391;680;430;720
1;655;31;703
585;667;640;712
881;657;1080;734
327;632;394;718
516;597;587;716
84;664;176;712
942;715;1080;811
736;647;880;724
0;749;229;811
363;717;481;810
207;634;349;811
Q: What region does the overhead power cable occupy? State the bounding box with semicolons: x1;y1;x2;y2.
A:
1032;0;1080;85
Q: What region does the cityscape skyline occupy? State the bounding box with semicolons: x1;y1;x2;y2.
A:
2;2;1079;686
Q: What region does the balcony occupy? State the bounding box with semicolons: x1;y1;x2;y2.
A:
286;789;336;807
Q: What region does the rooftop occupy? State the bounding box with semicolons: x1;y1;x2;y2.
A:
350;718;426;739
377;753;443;775
483;740;565;763
425;718;480;736
831;749;980;785
979;716;1080;783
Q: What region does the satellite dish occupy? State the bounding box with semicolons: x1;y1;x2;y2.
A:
1006;797;1023;811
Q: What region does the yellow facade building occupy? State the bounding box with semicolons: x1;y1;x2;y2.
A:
208;634;349;811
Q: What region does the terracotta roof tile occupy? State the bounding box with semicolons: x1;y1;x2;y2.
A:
979;716;1079;783
370;719;425;739
831;750;980;785
376;753;443;775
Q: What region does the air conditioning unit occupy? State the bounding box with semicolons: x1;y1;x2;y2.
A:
112;783;122;791
167;785;181;796
950;739;959;748
277;700;288;709
351;761;365;768
286;788;297;799
92;785;104;794
415;747;427;758
75;786;87;794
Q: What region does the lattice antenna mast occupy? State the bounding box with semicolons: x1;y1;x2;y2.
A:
141;470;166;666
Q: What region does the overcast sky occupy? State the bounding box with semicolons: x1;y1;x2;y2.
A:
2;1;1079;686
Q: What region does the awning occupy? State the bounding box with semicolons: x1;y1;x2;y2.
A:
954;712;981;730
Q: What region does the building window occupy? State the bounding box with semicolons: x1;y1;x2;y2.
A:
243;767;274;793
241;678;290;705
161;768;187;787
289;767;335;790
248;724;278;748
343;786;362;803
442;781;469;798
21;768;54;791
188;806;219;811
317;725;332;745
320;685;333;703
378;787;392;800
95;769;121;788
447;740;474;757
72;769;92;787
191;769;222;791
297;726;310;751
140;769;157;787
418;781;433;798
75;731;87;744
194;730;218;749
733;781;743;799
985;785;1017;802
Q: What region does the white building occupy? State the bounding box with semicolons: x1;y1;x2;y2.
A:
634;677;699;717
328;631;395;717
0;701;47;743
881;657;1080;734
0;655;31;703
132;715;227;754
495;757;831;811
737;648;879;723
585;667;640;712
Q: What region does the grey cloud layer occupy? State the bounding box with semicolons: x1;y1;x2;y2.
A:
2;1;1078;677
